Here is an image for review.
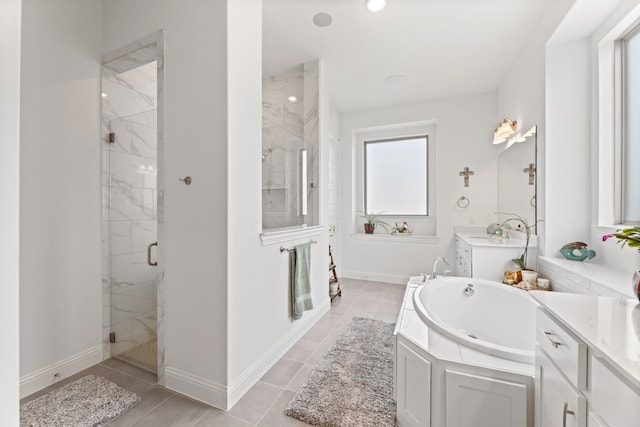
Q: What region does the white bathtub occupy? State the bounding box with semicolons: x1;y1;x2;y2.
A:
413;276;536;363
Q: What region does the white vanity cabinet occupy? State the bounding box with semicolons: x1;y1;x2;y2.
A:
535;308;587;427
532;293;640;427
536;347;586;427
455;237;471;277
588;355;640;427
454;232;535;282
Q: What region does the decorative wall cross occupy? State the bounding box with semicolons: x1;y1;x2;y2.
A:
459;167;474;187
523;163;536;185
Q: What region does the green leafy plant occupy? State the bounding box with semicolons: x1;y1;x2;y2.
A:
603;227;640;251
495;212;538;269
358;210;390;231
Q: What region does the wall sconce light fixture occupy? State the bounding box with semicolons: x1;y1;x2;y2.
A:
493;118;517;144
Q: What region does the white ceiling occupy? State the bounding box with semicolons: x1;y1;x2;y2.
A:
263;0;554;113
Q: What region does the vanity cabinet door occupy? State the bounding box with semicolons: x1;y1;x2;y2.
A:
397;339;431;427
587;412;607;427
455;238;471;278
537;350;585;427
589;355;640;427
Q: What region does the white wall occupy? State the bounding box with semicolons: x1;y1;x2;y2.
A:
544;38;592;256
542;0;640;272
104;0;330;409
339;92;499;283
0;0;21;421
497;0;577;257
327;104;341;268
103;0;230;405
227;0;330;403
19;0;103;397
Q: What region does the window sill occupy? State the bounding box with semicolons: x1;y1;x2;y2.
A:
260;225;323;246
349;233;440;244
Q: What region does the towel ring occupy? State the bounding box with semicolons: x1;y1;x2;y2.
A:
457;196;470;208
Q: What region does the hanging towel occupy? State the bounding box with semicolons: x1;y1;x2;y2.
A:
291;242;313;319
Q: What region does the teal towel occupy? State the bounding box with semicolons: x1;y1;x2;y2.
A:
291;242;313;319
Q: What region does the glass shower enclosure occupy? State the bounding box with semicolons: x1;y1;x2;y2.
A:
102;56;159;374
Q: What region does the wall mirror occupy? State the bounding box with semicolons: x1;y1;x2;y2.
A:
497;125;537;234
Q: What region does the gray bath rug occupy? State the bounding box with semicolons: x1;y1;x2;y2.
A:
20;375;141;427
285;317;397;427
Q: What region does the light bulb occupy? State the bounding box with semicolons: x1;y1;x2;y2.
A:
366;0;386;12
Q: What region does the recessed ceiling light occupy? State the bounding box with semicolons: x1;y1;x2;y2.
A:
313;12;332;27
288;95;298;102
101;92;107;97
365;0;386;12
385;73;407;86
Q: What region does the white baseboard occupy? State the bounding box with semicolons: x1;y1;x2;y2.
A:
341;270;408;285
164;366;228;410
226;299;331;410
20;345;103;398
153;301;331;411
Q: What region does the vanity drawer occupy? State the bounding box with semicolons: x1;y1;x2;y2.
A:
536;309;587;390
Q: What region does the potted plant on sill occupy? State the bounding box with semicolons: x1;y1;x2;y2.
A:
603;226;640;300
391;221;412;235
358;210;390;234
496;212;541;287
496;212;535;269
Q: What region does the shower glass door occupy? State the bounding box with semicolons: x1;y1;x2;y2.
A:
102;58;158;373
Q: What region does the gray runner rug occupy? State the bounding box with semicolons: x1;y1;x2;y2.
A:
20;375;141;427
285;317;397;427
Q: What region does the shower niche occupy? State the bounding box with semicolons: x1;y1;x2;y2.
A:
262;61;319;231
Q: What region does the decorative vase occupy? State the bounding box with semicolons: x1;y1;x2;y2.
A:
521;270;538;286
559;242;596;261
633;271;640;301
633;304;640;341
329;281;339;296
364;223;375;234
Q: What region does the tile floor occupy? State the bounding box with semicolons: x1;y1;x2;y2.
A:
21;278;405;427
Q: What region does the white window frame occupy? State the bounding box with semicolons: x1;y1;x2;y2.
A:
354;121;437;235
596;10;640;227
620;24;640;225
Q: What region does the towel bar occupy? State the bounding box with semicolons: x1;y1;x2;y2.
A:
280;240;317;253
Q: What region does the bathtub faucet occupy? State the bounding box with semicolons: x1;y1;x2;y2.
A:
430;257;452;280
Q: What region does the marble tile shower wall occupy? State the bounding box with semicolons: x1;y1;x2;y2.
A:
262;61;319;230
101;61;158;359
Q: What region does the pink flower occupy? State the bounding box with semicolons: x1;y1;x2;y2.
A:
602;234;613;241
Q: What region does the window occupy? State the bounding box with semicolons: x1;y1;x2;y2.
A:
623;27;640;224
354;121;436;236
364;136;428;215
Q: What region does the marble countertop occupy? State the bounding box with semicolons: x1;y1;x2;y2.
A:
530;291;640;392
455;226;538;249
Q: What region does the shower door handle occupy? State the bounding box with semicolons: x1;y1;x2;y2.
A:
147;241;158;266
